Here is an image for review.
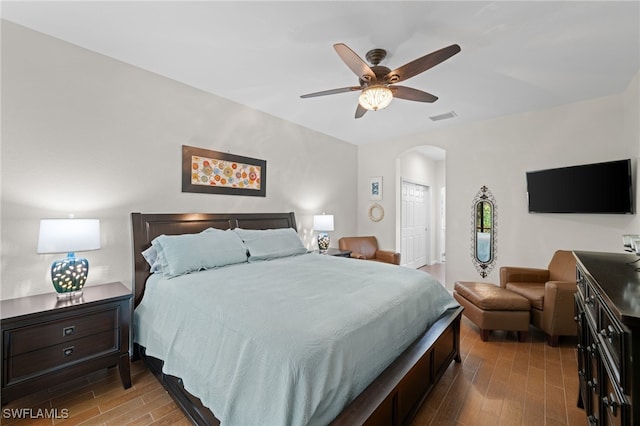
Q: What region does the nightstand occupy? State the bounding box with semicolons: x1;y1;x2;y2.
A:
1;282;132;404
319;248;352;258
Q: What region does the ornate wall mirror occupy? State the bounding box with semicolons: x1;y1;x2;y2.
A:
470;185;497;277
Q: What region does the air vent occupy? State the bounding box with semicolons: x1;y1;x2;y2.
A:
429;111;457;121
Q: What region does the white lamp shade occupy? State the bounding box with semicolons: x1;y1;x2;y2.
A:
37;219;101;254
313;214;334;232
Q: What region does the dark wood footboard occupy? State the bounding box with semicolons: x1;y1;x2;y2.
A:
331;305;463;425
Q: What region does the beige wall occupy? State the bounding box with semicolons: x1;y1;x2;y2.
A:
3;20;638;299
0;21;357;299
358;72;640;289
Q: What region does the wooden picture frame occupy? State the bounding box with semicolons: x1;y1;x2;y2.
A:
182;145;266;197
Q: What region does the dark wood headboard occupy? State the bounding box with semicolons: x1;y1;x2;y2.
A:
131;212;297;306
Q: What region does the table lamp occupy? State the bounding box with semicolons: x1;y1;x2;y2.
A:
37;218;101;298
313;214;334;253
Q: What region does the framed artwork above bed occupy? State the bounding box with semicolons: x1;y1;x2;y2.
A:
181;145;266;197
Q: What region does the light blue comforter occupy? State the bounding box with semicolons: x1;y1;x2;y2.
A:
134;253;458;426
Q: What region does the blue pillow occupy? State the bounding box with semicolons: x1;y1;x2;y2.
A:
141;245;164;273
151;228;248;278
233;227;307;261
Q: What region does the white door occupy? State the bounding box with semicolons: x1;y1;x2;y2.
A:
401;181;430;268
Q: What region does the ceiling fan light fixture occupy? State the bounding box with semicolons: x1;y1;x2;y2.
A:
358;85;393;111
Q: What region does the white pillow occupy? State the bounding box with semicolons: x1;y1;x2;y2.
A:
151;228;248;278
233;227;307;261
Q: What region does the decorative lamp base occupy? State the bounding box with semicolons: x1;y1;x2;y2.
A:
317;233;330;253
51;253;88;298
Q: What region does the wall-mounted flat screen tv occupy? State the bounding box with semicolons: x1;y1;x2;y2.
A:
526;159;633;214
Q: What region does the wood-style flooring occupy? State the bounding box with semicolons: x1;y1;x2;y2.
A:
3;263;585;425
1;361;190;426
414;316;584;425
419;262;445;285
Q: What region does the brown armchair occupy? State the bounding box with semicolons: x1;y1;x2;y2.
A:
338;236;401;265
500;250;577;346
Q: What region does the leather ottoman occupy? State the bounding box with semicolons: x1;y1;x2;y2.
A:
454;281;530;342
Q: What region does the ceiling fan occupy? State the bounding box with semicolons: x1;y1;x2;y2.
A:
301;43;461;118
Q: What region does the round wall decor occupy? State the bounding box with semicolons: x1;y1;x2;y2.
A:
368;203;384;222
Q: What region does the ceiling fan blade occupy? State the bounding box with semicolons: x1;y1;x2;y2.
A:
355;103;367;119
392;86;438;103
384;44;461;84
300;86;361;98
334;43;376;82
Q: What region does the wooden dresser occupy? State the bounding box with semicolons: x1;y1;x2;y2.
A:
1;282;132;404
574;251;640;426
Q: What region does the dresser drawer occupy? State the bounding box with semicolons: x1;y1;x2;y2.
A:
598;303;624;385
5;307;118;357
586;327;601;422
576;267;587;300
5;329;118;385
601;359;630;426
583;280;599;328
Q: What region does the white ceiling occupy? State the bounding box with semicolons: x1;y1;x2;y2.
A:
2;1;639;146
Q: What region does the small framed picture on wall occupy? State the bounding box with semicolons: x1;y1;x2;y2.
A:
369;176;383;200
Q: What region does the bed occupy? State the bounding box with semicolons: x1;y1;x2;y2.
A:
131;212;463;426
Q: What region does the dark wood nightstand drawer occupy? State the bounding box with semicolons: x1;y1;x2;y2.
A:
5;329;118;386
5;308;118;357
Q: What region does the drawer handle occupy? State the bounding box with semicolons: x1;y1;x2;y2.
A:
599;325;616;343
63;346;74;357
587;379;597;390
63;325;75;337
602;394;618;416
586;295;596;307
